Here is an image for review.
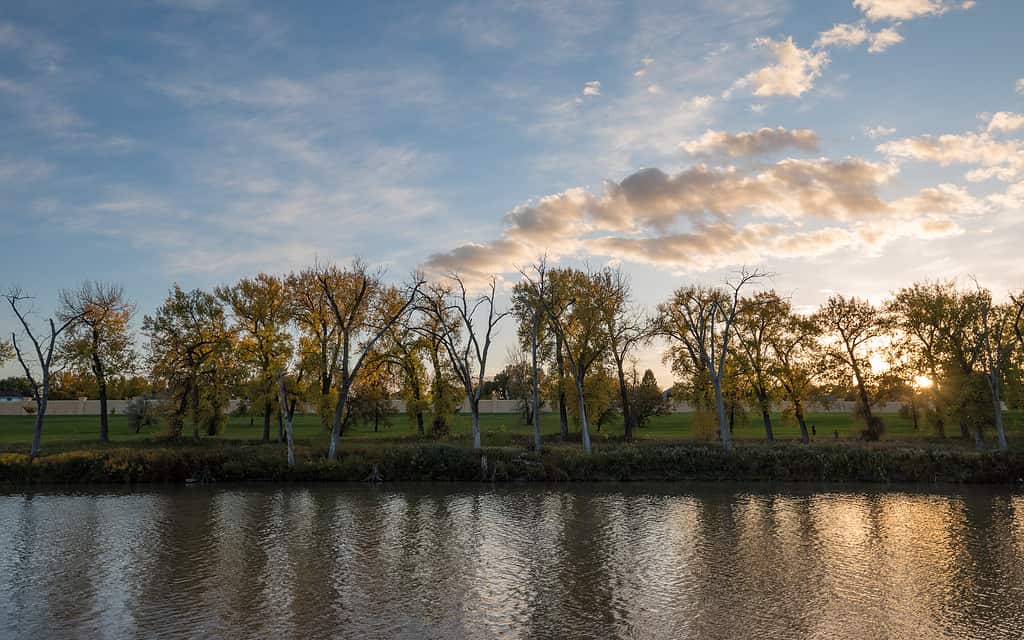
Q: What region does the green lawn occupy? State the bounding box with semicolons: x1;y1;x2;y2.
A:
3;408;1023;453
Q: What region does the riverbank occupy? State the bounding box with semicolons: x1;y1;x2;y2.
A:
3;441;1024;485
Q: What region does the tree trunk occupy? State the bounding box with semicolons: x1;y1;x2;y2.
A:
794;399;809;444
992;387;1007;451
191;382;201;442
328;381;353;460
277;410;284;444
615;359;633;443
277;377;295;468
93;343;109;443
712;376;732;454
263;399;272;442
98;379;109;443
470;395;481;450
531;315;542;453
30;395;46;457
320;375;332;432
576;378;592;454
851;362;880;440
555;334;569;440
412;379;425;436
758;390;773;443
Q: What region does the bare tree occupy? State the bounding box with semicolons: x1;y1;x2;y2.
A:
972;283;1024;451
657;269;766;453
514;257;549;452
318;260;424;460
5;287;84;456
597;268;649;443
419;275;508;451
58;281;137;443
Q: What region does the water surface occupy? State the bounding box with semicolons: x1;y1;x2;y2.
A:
1;483;1022;639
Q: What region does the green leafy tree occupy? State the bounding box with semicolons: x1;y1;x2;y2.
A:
142;285;235;440
734;291;788;442
657;269;766;453
217;273;293;443
627;368;670;429
767;308;821;444
813;295;891;441
541;268;618;454
316;260;423;459
57;282;137;442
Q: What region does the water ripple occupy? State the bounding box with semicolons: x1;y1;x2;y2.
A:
1;484;1022;639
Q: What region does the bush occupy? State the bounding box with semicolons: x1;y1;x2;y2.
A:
124;398;159;433
2;441;1023;486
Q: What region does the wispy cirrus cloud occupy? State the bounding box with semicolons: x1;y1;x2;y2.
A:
0;156;54;184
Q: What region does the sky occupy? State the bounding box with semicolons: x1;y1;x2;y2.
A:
2;0;1024;382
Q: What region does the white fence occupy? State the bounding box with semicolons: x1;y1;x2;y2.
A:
0;397;909;417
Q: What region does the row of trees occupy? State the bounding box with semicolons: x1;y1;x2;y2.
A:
4;261;1024;458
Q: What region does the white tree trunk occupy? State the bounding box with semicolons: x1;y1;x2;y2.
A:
30;398;45;457
468;395;481;448
712;376;732;454
993;392;1007;451
576;380;592;454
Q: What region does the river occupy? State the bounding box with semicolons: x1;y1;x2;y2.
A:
1;483;1022;639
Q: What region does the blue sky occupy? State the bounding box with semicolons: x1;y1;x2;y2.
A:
2;0;1024;380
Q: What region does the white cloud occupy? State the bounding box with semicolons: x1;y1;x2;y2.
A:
421;154;977;277
680;127;819;156
864;125;897;139
853;0;969;21
814;22;903;53
1017;79;1024;95
641;57;654;66
749;103;766;113
878;132;1024;180
814;23;870;48
986;112;1024;134
647;84;662;94
583;80;602;96
737;37;829;97
867;27;904;52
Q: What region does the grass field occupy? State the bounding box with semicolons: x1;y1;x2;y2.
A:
3;408;1023;453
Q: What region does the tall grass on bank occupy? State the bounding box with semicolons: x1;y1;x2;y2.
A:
2;442;1023;485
